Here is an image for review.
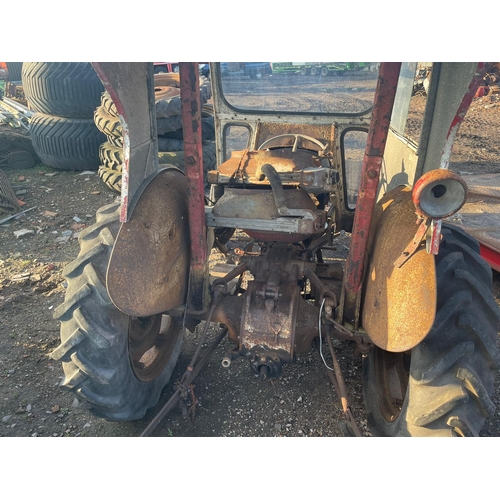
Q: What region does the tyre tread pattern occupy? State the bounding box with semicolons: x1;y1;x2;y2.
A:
51;202;183;420
22;62;103;118
29;113;104;170
97;140;216;193
363;224;500;436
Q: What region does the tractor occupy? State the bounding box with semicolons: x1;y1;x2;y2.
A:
51;62;500;436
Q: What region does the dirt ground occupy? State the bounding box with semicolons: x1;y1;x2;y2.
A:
1;78;499;438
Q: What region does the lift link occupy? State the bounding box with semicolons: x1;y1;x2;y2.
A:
324;334;363;437
141;286;227;437
141;325;227;437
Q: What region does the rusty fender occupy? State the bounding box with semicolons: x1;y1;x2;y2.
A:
361;186;437;353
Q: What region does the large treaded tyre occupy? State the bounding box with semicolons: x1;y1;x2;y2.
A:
51;203;184;421
98;140;216;193
99;90;119;118
22;62;103;118
97;142;125;193
0;126;37;154
158;140;216;176
95;93;181;137
29;113;105;170
94;105;122;141
154;73;180;87
362;224;500;436
4;150;35;169
6;62;23;82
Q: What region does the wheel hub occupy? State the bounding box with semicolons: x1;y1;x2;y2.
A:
128;315;182;382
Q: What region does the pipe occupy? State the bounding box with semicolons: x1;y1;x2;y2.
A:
2;97;34;118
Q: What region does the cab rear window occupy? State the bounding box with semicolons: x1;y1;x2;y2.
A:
220;62;380;114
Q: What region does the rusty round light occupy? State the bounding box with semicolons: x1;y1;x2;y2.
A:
412;170;468;219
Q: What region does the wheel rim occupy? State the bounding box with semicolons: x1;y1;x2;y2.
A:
128;314;182;382
373;348;410;423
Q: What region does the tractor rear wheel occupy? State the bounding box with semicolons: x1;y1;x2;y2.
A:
51;202;184;421
362;224;500;436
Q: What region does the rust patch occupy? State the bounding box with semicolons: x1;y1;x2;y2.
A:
107;168;190;317
361;186;436;352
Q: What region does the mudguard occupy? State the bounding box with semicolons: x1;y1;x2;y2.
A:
361;186;437;352
106;167;191;317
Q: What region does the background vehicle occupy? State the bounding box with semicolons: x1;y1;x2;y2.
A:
220;62;272;79
271;62;376;76
154;62;210;78
153;62;179;74
51;61;500;436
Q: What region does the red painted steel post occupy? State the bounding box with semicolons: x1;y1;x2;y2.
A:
343;62;402;322
180;62;209;311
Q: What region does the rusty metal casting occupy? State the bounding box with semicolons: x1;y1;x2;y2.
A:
179;62;209;312
241;280;299;365
106;168;190;317
343;62;402;323
362;186;436;352
210;244;349;367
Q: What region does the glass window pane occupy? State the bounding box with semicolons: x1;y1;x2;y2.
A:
220;62;380;114
343;130;367;209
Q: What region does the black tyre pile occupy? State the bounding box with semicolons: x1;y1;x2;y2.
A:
22;62;105;171
95;74;216;193
5;62;23;82
0;125;40;170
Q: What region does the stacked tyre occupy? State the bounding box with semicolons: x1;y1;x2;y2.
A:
0;126;39;170
6;62;23;82
95;74;216;193
22;62;105;171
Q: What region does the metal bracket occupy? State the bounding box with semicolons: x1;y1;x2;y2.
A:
395;216;443;268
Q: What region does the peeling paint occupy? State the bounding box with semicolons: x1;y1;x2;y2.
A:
343;63;402;320
440;63;487;170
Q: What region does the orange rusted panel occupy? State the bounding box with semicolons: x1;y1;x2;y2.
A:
106;168;190;317
361;186;436;352
214;148;325;185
